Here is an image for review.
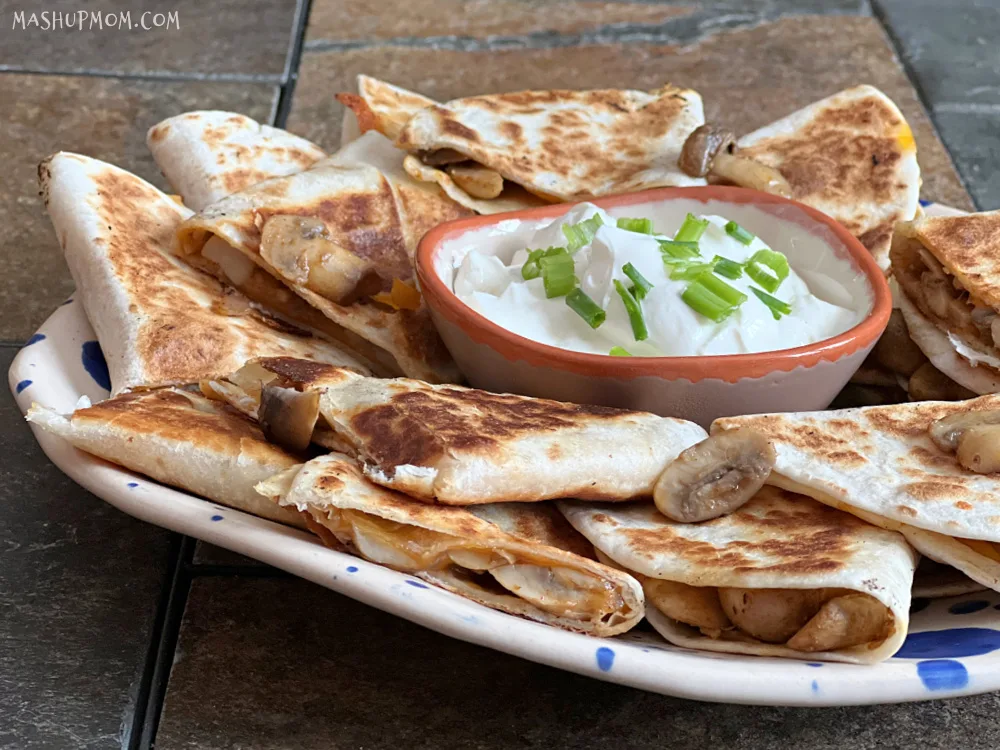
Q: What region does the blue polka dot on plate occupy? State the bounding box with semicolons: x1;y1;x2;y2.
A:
81;341;111;391
897;627;1000;658
210;515;224;522
949;600;990;615
346;566;358;573
811;680;819;693
917;660;968;691
127;482;139;488
596;646;615;672
405;580;428;589
24;333;45;346
15;379;31;394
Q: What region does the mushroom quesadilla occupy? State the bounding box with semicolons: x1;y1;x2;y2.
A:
560;486;916;663
257;453;645;635
147;111;327;211
205;357;709;504
39;152;368;395
27;389;306;528
715;395;1000;593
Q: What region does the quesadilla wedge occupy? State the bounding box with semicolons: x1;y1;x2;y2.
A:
714;395;1000;593
560;486;917;663
27;389;305;528
177;132;468;382
39;152;369;395
892;211;1000;394
147;111;327;211
205;357;709;504
688;86;919;271
257;453;644;635
343;78;705;212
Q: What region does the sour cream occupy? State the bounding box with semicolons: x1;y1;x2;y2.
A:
452;203;861;357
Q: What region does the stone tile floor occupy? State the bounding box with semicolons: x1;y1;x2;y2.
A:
1;0;998;747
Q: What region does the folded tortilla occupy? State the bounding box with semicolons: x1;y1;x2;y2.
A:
177;132;468;383
257;453;644;635
714;395;1000;593
343;77;705;212
892;212;1000;394
736;85;920;271
27;389;306;528
208;357;709;504
560;486;916;663
147;111;327;211
39;152;369;394
913;558;987;599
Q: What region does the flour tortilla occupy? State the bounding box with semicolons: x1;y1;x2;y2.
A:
560;486;915;663
714;396;1000;593
737;85;920;271
27;389;305;528
213;357;708;504
147;111;326;211
912;558;987;599
257;453;644;635
177;132;468;382
39;152;369;395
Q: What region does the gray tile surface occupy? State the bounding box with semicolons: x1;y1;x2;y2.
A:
0;0;298;78
0;347;174;750
931;107;1000;210
0;74;277;344
157;577;1000;750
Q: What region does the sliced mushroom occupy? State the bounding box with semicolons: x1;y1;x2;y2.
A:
679;124;793;197
957;425;1000;474
642;578;731;633
448;164;505;199
785;593;891;652
259;382;321;452
654;429;776;523
679;124;736;178
873;309;927;377
930;409;1000;452
717;588;834;644
908;363;976;402
419;148;469;166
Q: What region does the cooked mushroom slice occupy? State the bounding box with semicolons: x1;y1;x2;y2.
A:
679;124;736;178
957;425;1000;474
908;363;976;402
418;148;469;166
259;382;321;452
448;164;504;200
654;429;776;523
785;593;891;652
873;309;927;377
717;588;834;643
929;409;1000;452
643;578;731;634
679;125;792;197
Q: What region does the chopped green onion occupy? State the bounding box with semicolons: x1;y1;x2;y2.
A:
675;213;709;243
697;272;747;307
566;288;606;328
614;280;648;341
712;256;744;279
750;286;792;320
521;246;567;281
746;249;790;293
562;214;604;251
622;263;654;300
669;262;714;281
539;251;576;298
609;346;632;357
658;239;701;259
616;217;654;234
682;282;736;323
725;220;755;245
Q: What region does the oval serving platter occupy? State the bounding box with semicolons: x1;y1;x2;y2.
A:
12;201;1000;707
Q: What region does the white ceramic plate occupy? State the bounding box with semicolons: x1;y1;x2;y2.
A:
13;202;1000;707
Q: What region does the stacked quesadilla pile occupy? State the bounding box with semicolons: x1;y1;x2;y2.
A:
25;77;993;665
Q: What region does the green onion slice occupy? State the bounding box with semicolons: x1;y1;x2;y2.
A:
562;214;605;252
746;249;790;293
566;288;606;328
622;262;654;300
539;251;576;298
521;246;567;281
697;272;747;307
674;213;709;243
681;282;736;323
614;280;649;341
609;346;632;357
725;220;755;245
712;256;744;279
750;286;792;320
669;262;714;281
658;239;702;259
616;217;654;234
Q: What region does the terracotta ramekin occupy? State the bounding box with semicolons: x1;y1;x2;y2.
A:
415;186;891;426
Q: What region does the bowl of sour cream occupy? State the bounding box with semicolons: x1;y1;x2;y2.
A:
415;186;891;425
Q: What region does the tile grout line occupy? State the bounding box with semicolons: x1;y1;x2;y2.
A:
869;0;982;211
0;66;282;84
